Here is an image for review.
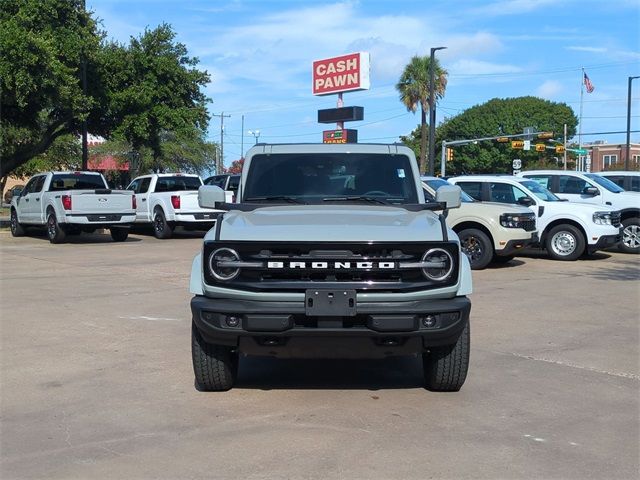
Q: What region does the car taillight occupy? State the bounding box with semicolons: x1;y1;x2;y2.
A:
232;194;236;203
132;195;137;209
171;195;181;209
62;195;72;210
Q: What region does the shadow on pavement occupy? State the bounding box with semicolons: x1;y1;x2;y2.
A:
16;228;143;244
234;356;425;390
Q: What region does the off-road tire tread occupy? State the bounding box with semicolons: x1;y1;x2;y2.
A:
423;321;470;392
191;323;237;391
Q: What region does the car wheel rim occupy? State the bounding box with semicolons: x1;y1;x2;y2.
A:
462;236;483;261
622;224;640;249
10;212;17;234
551;231;576;256
47;216;56;238
154;215;163;232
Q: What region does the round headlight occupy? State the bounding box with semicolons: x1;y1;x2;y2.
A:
209;248;241;281
421;248;454;281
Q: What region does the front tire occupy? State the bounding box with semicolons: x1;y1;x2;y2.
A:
458;228;493;270
423;321;470;392
619;217;640;254
545;224;585;261
46;211;66;244
110;227;129;242
191;323;238;391
153;208;173;239
10;209;25;237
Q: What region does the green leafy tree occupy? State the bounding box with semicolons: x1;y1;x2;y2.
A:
0;0;101;178
396;55;448;173
98;24;211;174
402;96;578;175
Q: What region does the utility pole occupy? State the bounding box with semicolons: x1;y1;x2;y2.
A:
81;0;88;170
563;123;567;170
212;112;230;174
428;46;447;176
625;76;640;170
241;115;244;159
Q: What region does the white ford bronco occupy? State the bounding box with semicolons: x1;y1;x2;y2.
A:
190;143;473;392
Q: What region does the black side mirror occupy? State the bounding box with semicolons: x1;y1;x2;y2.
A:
517;196;535;207
583;186;599;196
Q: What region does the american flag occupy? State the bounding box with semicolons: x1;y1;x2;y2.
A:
584;72;595;93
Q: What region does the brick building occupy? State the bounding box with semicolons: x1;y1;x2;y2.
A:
585;142;640;172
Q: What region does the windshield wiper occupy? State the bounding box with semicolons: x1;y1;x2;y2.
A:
244;196;306;204
322;196;393;205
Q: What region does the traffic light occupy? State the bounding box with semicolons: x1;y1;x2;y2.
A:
535;143;546;152
511;140;524;149
446;148;454;161
555;145;565;154
537;132;554;139
496;137;509;143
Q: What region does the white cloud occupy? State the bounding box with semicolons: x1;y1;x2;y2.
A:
536;80;563;99
566;46;607;53
448;59;523;76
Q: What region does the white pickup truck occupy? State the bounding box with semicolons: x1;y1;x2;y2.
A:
127;173;219;239
10;171;136;243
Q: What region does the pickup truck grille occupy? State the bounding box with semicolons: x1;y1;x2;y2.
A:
203;241;460;292
521;219;536;232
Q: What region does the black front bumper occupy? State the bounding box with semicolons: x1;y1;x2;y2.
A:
191;295;471;358
587;230;622;253
496;233;539;257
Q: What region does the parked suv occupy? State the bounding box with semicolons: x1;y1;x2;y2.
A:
449;175;621;261
519;170;640;253
191;143;472;392
204;174;240;202
422;176;537;269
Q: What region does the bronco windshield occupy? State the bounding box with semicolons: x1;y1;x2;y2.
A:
243;153;419;204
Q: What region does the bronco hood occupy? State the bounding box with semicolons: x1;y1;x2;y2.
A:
206;205;449;242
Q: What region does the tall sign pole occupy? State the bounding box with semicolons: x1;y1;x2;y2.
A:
81;0;88;170
626;76;640;170
428;47;446;176
212;112;230;174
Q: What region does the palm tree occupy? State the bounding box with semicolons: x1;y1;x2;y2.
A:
396;55;448;173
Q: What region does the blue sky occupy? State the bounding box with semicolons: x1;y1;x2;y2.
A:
89;0;640;166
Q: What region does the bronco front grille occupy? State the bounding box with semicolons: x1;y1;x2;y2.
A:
203;241;460;292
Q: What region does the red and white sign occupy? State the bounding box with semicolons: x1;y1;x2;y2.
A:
312;52;370;96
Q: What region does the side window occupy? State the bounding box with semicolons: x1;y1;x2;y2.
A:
511;186;530;202
213;176;227;188
631;177;640;192
457;181;482;201
33;176;46;192
558;175;589;194
22;178;37;195
228;176;240;192
525;175;552;189
489;182;516;203
127;179;140;193
607;176;624;189
139;177;151;193
422;188;435;202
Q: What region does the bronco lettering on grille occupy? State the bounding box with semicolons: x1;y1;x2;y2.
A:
266;261;396;269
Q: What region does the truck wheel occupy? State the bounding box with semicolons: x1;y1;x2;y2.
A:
153;208;173;239
191;323;238;391
423;320;470;392
545;224;584;261
10;208;25;237
110;227;129;242
458;228;493;270
620;218;640;254
46;211;66;244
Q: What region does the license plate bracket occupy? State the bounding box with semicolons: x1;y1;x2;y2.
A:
305;289;356;317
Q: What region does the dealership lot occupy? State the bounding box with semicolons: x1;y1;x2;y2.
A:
1;230;638;479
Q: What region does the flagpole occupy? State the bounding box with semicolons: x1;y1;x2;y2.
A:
578;67;585;171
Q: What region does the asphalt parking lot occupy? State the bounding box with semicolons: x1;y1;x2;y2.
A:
1;229;638;480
